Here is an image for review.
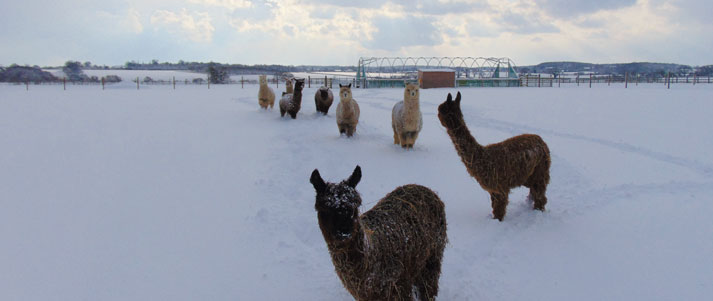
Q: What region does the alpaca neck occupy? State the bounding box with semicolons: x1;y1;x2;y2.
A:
404;99;420;115
319;213;366;275
446;117;484;163
293;88;303;104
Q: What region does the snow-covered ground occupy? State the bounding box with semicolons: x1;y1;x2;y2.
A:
1;83;712;300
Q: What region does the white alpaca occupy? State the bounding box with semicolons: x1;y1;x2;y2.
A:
392;83;422;149
258;75;275;109
336;83;360;137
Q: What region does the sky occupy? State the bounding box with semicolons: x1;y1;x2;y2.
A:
1;0;711;67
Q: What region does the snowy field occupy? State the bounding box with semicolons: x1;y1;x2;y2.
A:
1;83;712;300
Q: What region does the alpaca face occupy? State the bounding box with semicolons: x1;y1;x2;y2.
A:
259;75;267;85
437;92;463;129
404;83;419;103
286;79;293;88
339;86;352;101
294;79;305;91
311;166;362;241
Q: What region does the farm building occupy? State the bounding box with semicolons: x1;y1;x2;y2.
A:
418;69;455;89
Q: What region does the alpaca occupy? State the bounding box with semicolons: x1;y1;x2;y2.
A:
285;78;294;94
279;78;305;119
438;92;551;221
336;83;360;136
392;83;423;149
314;86;334;115
257;75;275;109
310;166;447;301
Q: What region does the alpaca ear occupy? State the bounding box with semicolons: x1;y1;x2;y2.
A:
348;83;352;88
346;165;361;188
311;169;327;193
446;93;452;102
455;92;461;105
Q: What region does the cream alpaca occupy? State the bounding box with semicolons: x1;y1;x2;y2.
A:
285;78;293;94
336;83;360;137
257;75;275;109
392;83;423;149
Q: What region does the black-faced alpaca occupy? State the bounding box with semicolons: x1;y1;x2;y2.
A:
314;86;334;115
311;166;447;301
392;83;423;149
438;92;551;221
257;75;275;109
336;83;360;137
279;78;305;119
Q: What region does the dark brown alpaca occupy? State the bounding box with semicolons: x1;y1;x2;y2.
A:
438;92;551;221
314;86;334;115
311;166;447;301
279;78;305;119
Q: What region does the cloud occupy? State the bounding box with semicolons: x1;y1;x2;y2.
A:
364;15;442;51
187;0;252;9
500;11;559;34
150;9;215;43
532;0;637;17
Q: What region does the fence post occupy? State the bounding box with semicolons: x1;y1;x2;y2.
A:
577;75;580;86
102;77;105;90
173;76;176;89
63;77;66;90
558;74;561;88
693;73;696;86
241;76;244;89
26;81;29;91
308;76;311;88
137;77;139;90
538;74;541;87
625;72;628;88
667;72;671;89
208;81;210;89
589;74;592;88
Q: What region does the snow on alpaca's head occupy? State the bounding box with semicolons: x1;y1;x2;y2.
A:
311;166;362;214
404;83;419;103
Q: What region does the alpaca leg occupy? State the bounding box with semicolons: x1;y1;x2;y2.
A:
280;108;286;117
526;159;550;211
400;132;409;148
490;192;509;221
415;252;443;301
290;112;297;119
393;127;400;144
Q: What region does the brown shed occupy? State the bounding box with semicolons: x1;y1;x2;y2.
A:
418;69;455;89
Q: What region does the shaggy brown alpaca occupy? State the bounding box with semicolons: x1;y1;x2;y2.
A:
314;86;334;115
279;78;305;119
438;92;551;221
311;166;447;301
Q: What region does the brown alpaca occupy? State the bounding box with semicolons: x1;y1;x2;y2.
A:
392;83;423;149
257;75;275;109
311;166;447;301
314;86;334;115
336;83;360;137
438;92;551;221
279;78;305;119
285;78;293;94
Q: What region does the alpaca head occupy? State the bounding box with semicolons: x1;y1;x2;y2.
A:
438;92;463;129
320;87;330;99
404;83;419;104
286;79;293;88
339;83;352;101
294;79;305;91
259;75;267;85
311;166;363;242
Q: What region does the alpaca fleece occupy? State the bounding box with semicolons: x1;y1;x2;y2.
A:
438;92;551;221
336;84;360;137
314;86;334;115
311;166;447;301
257;75;275;109
392;83;423;149
279;79;305;119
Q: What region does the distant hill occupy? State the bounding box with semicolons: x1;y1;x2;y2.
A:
516;62;709;76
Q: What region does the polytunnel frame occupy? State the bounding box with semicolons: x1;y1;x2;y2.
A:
356;57;519;81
